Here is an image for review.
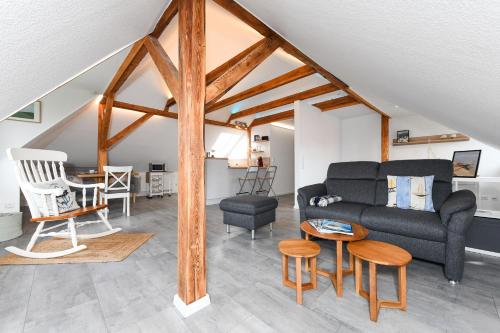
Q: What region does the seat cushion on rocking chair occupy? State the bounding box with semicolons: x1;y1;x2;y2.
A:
31;178;80;215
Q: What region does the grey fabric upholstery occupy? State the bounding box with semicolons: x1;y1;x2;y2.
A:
367;230;446;264
305;202;369;223
440;190;476;225
219;195;278;215
326;161;378;205
297;183;327;221
297;159;477;281
219;195;278;233
361;207;446;242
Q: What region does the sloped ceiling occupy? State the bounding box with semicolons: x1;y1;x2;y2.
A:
0;0;170;120
236;0;500;147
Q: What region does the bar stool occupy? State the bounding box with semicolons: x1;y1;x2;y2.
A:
278;239;320;304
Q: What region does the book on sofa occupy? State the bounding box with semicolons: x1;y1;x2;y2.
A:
308;219;353;235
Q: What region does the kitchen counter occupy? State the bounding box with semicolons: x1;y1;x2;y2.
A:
205;158;245;204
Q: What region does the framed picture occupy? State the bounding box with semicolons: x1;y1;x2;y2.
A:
397;130;410;143
253;135;261;141
452;150;481;178
8;101;41;123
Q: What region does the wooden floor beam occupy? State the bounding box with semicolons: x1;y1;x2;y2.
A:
206;65;315;113
177;0;207;306
229;84;337;121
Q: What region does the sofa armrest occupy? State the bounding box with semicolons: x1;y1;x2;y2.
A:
297;183;327;211
440;190;476;227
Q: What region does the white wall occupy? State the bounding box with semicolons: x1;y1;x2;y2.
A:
0;86;97;213
294;101;341;206
390;114;500;177
341;113;381;162
336;112;500;177
270;125;294;195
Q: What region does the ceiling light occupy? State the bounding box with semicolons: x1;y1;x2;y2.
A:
234;121;248;130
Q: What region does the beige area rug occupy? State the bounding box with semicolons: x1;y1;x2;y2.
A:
0;233;153;265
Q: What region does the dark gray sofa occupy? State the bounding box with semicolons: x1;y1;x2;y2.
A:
297;160;477;282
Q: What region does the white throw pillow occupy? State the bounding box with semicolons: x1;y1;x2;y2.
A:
31;178;80;216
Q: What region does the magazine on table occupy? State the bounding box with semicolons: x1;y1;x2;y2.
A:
308;219;353;235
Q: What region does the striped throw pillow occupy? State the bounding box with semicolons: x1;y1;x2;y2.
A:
387;175;435;212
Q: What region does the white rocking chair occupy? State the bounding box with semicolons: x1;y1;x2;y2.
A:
5;148;122;259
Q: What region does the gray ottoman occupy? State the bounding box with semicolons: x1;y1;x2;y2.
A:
219;195;278;239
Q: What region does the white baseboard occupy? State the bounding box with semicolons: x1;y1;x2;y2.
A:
173;294;211;317
466;247;500;258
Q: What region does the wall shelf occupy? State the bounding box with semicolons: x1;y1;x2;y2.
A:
392;133;469;146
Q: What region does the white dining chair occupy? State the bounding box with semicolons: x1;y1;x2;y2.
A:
5;148;121;258
100;166;133;218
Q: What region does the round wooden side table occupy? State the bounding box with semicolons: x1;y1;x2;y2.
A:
300;221;368;297
347;240;412;322
278;239;320;304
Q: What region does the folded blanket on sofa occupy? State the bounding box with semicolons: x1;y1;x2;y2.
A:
309;195;342;207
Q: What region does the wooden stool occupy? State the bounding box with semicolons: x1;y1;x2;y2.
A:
347;240;412;322
278;239;320;304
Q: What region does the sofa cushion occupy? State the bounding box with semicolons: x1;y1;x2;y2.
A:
375;159;453;210
325;161;378;205
361;206;447;242
305;202;369;223
219;195;278;215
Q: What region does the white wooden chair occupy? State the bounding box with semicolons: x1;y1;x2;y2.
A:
5;148;121;259
100;166;133;218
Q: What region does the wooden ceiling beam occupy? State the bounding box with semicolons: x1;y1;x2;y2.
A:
106;113;154;149
229;83;338;121
212;0;390;117
314;96;359;111
205;37;280;104
144;36;180;101
206;65;315;113
113;100;242;130
161;38;272;110
102;0;178;99
250;109;294;128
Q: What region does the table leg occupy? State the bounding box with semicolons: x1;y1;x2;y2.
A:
296;257;302;304
355;256;362;295
282;254;288;284
369;262;379;321
311;257;317;289
399;265;407;310
336;240;343;297
304;233;310;272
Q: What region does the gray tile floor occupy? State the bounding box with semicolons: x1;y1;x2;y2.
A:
1;195;500;332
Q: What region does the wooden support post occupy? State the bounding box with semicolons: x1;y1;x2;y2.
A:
247;127;252;166
97;96;113;172
381;115;389;162
174;0;209;316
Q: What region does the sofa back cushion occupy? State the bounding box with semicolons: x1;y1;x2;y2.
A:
326;162;379;205
375;159;453;210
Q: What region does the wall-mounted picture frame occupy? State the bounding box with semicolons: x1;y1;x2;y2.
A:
452;150;481;178
8;101;41;123
397;130;410;143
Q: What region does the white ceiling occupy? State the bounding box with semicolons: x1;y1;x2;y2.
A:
236;0;500;147
0;0;170;120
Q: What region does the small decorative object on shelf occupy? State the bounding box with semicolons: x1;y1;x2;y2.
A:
254;134;261;141
261;135;269;141
452;150;481;178
397;130;410;143
258;156;264;167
